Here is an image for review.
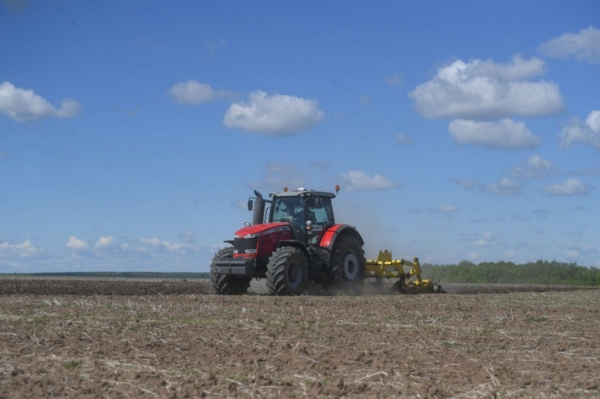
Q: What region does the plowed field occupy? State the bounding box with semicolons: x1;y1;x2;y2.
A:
1;279;599;398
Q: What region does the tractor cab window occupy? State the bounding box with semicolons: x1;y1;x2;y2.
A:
272;197;304;224
306;197;334;226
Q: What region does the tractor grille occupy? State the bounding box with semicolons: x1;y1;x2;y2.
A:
233;236;259;256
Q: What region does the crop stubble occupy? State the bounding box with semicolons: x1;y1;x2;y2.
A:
0;279;599;398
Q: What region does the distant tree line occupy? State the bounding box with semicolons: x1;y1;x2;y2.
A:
421;260;600;285
24;272;211;279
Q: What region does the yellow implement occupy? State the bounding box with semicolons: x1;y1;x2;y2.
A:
365;250;444;293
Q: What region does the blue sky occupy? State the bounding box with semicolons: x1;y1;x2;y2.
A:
1;1;599;272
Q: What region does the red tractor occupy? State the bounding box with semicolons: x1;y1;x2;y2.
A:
210;187;366;295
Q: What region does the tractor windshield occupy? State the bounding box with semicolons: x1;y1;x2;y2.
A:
272;197;304;224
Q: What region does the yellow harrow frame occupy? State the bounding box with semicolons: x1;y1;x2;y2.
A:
364;250;443;293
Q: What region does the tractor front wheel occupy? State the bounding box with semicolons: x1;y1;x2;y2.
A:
210;247;251;295
266;246;309;296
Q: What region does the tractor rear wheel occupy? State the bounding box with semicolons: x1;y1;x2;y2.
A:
329;235;366;285
210;247;251;295
266;246;309;296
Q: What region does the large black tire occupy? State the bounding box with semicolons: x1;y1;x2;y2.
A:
210;247;251;295
329;234;366;285
266;246;309;296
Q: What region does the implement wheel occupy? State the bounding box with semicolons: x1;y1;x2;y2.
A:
329;235;366;285
266;246;309;296
210;247;251;295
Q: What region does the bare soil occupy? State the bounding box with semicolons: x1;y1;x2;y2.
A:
0;279;599;398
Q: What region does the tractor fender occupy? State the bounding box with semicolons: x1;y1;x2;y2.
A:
319;224;365;252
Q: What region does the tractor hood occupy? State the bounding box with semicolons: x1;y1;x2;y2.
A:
233;222;290;239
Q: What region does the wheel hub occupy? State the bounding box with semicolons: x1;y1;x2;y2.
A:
342;252;359;281
288;262;303;287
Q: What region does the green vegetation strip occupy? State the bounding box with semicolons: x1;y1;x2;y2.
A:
422;260;600;285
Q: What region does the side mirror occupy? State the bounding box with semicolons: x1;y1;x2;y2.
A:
247;199;253;211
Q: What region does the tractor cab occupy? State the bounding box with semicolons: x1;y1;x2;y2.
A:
268;188;336;245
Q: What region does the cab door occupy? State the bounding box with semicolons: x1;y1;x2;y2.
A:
306;197;334;245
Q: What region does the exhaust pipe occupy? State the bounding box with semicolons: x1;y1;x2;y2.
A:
252;190;265;225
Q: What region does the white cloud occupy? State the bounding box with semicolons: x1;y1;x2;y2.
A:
179;231;197;244
539;26;600;64
66;236;89;250
341;170;397;192
95;236;115;248
543;178;590;196
203;40;227;59
467;252;479;261
588;110;600;132
454;177;523;196
169;81;213;103
511;155;555;178
141;237;196;254
223;90;324;136
168;80;235;104
396;133;412;146
0;81;81;122
436;205;457;213
565;250;581;259
231;200;248;210
449;119;540;149
93;236;127;253
559;110;600;152
472;231;497;248
486;178;522;195
453;179;482;190
564;244;600;265
0;240;44;259
247;161;307;192
410;55;564;119
67;235;127;256
483;231;497;241
140;237;161;246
